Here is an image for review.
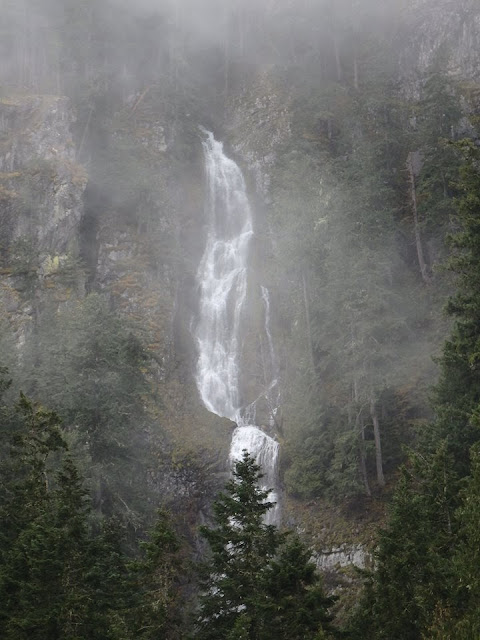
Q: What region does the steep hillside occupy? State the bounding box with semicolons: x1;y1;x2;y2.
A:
1;0;480;634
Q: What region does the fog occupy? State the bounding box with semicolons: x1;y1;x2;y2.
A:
0;0;415;100
0;0;469;505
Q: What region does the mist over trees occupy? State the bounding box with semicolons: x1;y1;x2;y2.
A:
1;0;480;637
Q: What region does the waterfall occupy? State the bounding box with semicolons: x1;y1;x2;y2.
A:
229;425;280;525
261;286;281;428
194;129;280;524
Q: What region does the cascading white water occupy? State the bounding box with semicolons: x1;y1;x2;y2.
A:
229;425;280;525
261;286;277;378
195;129;252;423
194;129;280;524
261;286;281;427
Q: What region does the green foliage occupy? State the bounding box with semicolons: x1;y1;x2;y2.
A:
261;535;334;640
353;444;457;639
20;293;153;523
274;62;465;507
195;452;333;639
0;395;113;639
284;418;334;499
269;58;449;501
0;365;14;450
433;140;480;472
415;70;463;235
350;140;480;638
2;1;480;634
195;452;282;639
128;509;185;639
0;395;66;564
0;387;188;639
426;446;480;638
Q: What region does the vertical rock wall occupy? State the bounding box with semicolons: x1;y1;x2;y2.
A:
0;95;87;348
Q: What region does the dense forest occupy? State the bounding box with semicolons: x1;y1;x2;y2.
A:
1;0;480;637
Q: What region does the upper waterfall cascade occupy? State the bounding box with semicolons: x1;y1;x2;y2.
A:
195;129;252;423
194;129;280;523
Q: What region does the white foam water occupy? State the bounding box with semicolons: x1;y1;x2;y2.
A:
194;129;280;523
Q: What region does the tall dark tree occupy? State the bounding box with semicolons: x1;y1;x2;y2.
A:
20;294;152;522
261;535;334;640
129;509;185;640
350;140;480;639
352;445;456;639
433;140;480;471
195;451;333;639
0;394;131;639
425;445;480;638
195;452;282;639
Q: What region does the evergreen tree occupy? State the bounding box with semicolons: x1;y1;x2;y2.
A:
433;140;480;472
0;393;68;565
0;394;132;639
425;446;480;638
195;451;333;639
87;517;133;639
0;458;100;639
415;68;462;235
453;446;480;634
350;140;480;638
195;452;282;639
20;294;152;523
353;444;456;639
261;535;334;640
129;509;185;639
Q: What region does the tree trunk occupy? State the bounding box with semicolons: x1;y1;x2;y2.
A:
238;6;245;60
77;105;95;161
302;271;316;373
223;7;231;99
357;412;371;496
407;152;430;284
353;380;371;496
370;398;385;487
170;0;182;93
333;35;342;82
353;50;359;90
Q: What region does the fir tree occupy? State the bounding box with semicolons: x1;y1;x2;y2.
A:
0;394;131;639
261;535;334;640
433;140;480;472
427;445;480;638
350;140;480;638
129;509;185;639
195;451;333;639
355;446;456;639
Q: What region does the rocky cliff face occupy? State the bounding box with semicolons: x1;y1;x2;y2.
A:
1;0;479;575
0;95;86;349
400;0;480;88
0;89;231;497
226;68;293;199
0;96;85;252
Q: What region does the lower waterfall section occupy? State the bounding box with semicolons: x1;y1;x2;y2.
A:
194;129;280;523
229;426;280;525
